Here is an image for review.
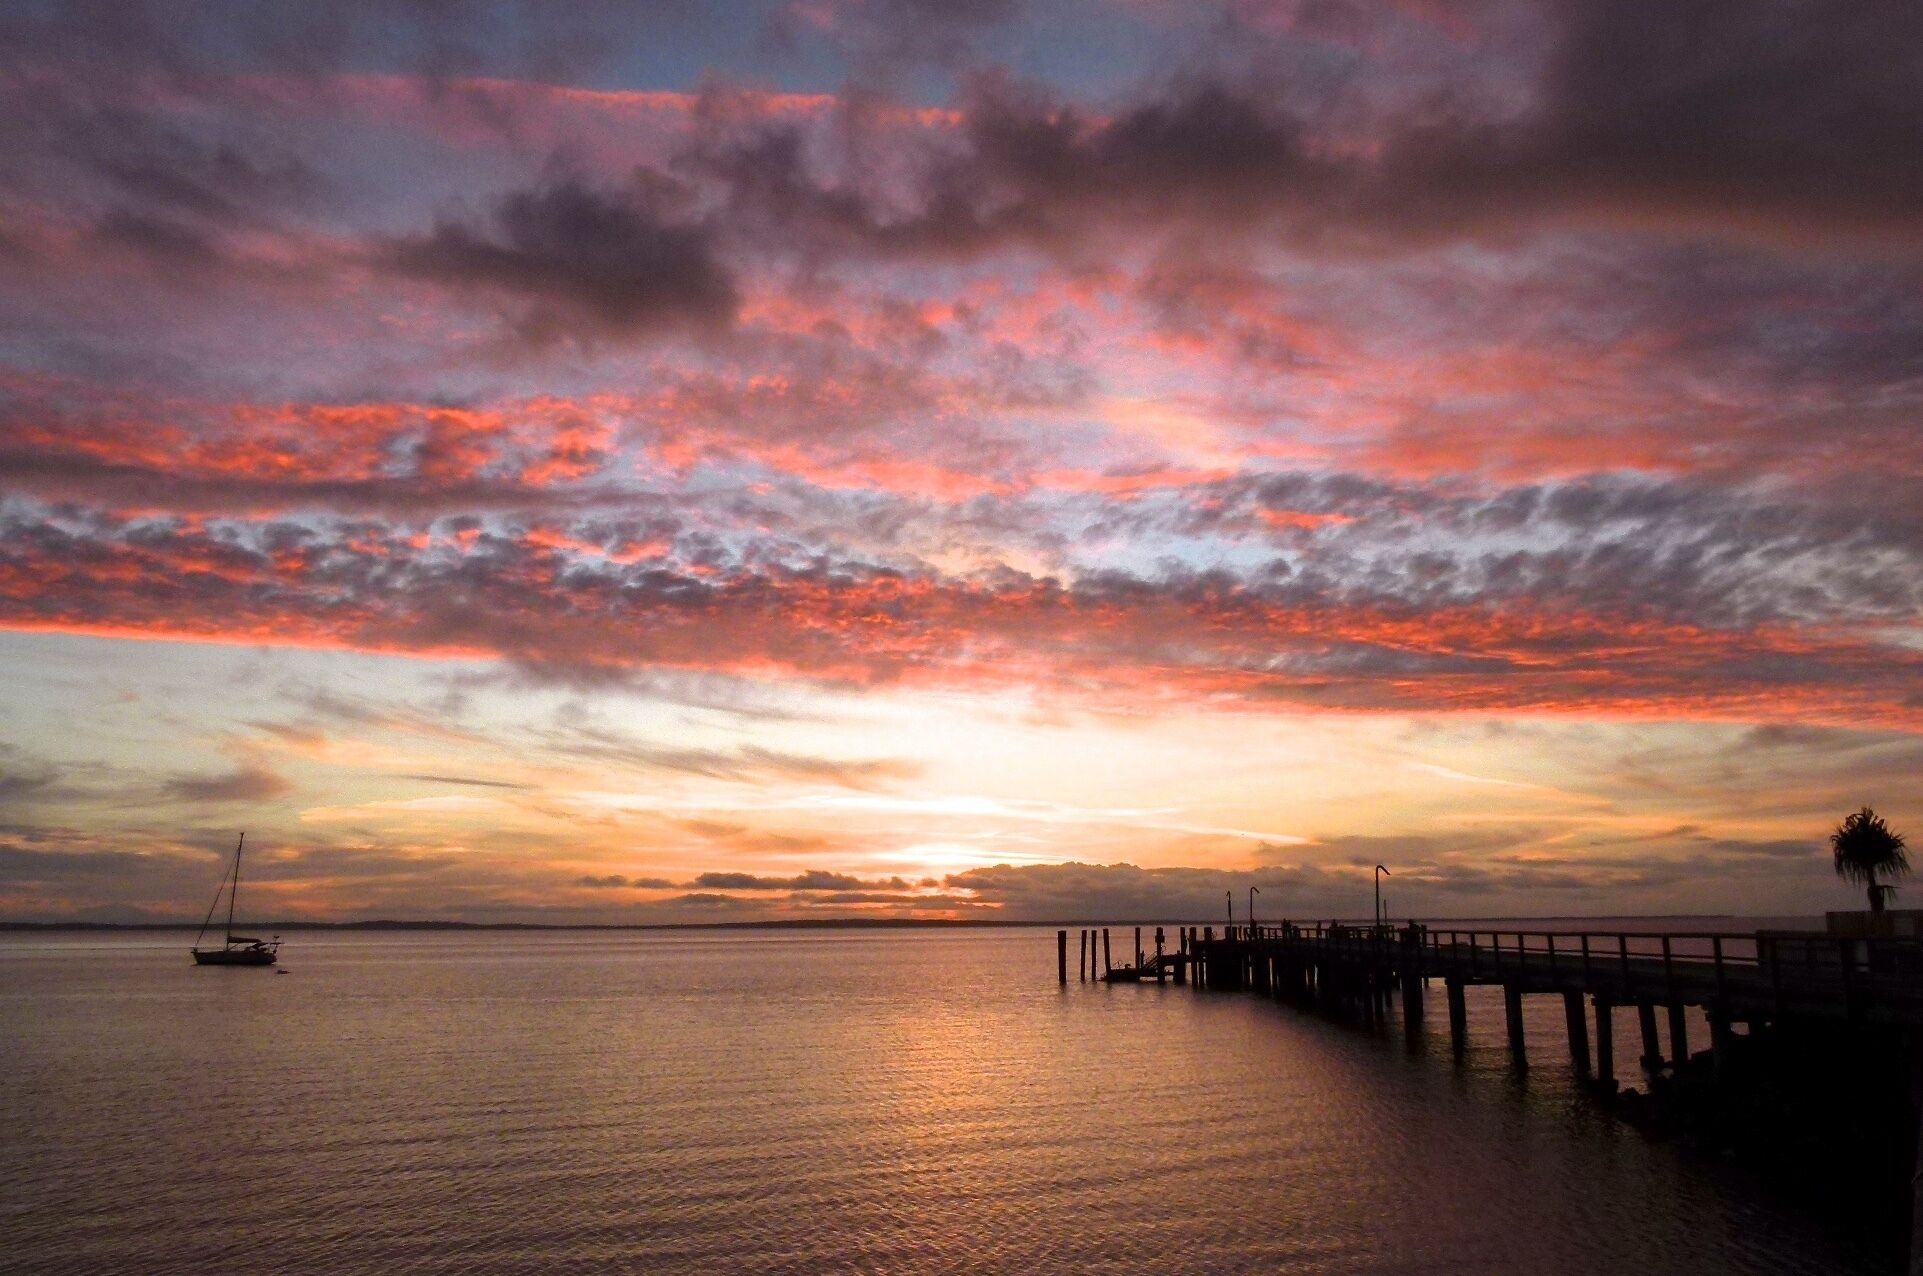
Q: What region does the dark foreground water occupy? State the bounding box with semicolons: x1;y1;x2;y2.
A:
0;925;1896;1274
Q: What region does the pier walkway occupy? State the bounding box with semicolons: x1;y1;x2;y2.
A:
1059;919;1923;1080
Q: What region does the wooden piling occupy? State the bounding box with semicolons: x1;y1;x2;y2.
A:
1446;978;1468;1055
1594;998;1615;1090
1102;928;1112;976
1504;983;1527;1068
1637;1003;1663;1073
1057;930;1068;985
1078;929;1087;982
1134;926;1143;969
1709;1012;1735;1082
1400;925;1424;1028
1667;1002;1689;1066
1154;927;1166;982
1564;990;1590;1075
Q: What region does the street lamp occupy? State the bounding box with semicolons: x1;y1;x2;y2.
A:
1226;889;1233;926
1249;885;1260;931
1374;864;1391;927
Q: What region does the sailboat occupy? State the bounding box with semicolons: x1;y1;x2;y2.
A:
191;833;281;966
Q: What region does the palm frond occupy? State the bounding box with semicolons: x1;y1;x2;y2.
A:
1831;807;1910;884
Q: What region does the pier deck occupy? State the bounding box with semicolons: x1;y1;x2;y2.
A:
1226;923;1923;1025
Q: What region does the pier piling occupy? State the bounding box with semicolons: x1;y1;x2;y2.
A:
1564;990;1590;1075
1710;1012;1735;1081
1668;1003;1688;1067
1446;978;1468;1055
1594;998;1615;1090
1504;983;1527;1068
1637;1003;1663;1073
1057;930;1068;986
1102;929;1112;977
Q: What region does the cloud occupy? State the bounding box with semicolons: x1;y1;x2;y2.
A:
666;891;757;908
4;490;1921;729
0;746;61;804
574;873;677;889
937;844;1821;921
2;0;1921;930
0;842;176;881
382;173;738;344
767;0;1021;70
535;724;922;788
397;773;532;789
163;765;292;802
687;870;912;891
673;5;1923;275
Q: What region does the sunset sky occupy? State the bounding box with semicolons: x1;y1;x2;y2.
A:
3;0;1921;924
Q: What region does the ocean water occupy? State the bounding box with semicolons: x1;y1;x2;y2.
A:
0;925;1896;1274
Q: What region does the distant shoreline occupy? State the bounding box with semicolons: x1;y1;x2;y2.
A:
0;912;1777;933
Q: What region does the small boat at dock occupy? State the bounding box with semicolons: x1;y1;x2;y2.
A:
191;834;280;967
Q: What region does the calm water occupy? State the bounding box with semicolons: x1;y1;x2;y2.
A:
0;926;1895;1274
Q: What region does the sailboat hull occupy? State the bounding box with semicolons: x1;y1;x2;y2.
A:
192;948;277;966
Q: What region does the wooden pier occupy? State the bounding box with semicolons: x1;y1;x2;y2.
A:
1064;925;1191;984
1182;921;1923;1042
1058;918;1923;1269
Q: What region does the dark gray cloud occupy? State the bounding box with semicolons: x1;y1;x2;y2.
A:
92;210;225;265
688;870;912;891
942;841;1833;921
575;873;677;889
163;764;292;803
667;891;757;909
0;746;61;805
792;890;987;907
383;173;739;344
1509;0;1923;248
0;842;167;881
677;1;1923;266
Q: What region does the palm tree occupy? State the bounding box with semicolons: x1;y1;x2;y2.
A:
1830;807;1910;913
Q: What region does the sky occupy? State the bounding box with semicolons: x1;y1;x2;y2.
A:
2;0;1921;925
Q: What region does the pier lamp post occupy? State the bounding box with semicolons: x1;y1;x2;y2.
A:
1226;890;1233;927
1374;865;1390;927
1249;885;1259;932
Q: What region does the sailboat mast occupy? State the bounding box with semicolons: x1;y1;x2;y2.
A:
226;832;243;939
193;859;224;951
